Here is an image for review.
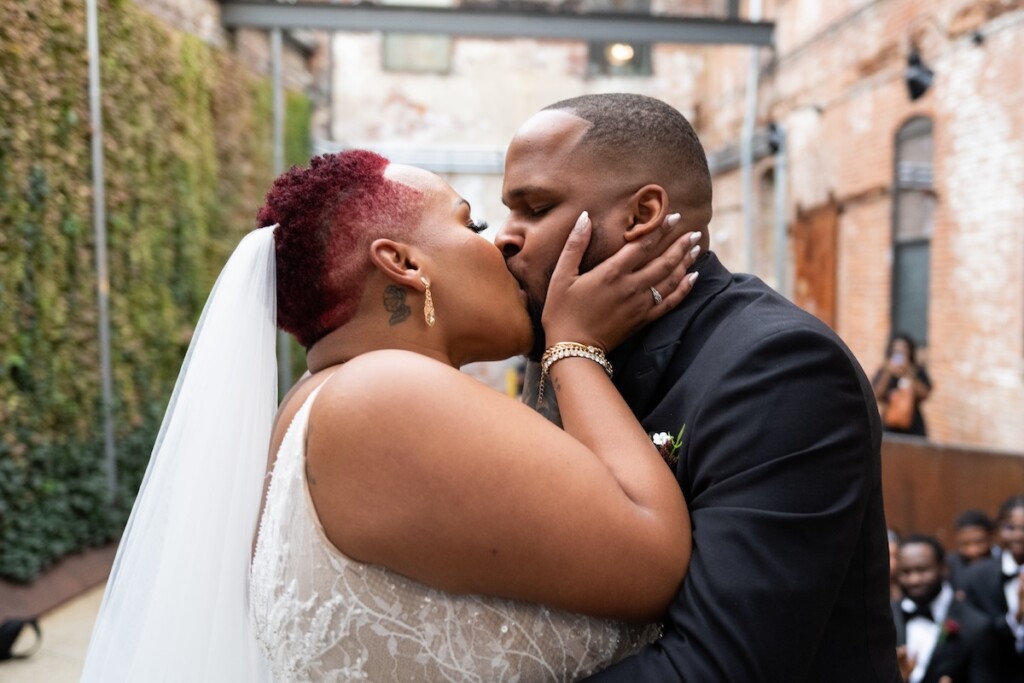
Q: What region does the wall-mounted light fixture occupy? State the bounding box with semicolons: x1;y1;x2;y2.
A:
905;48;934;101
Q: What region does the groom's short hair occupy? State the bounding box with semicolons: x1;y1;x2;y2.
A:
542;93;712;208
258;150;422;348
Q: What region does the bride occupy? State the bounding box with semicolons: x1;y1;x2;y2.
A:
80;150;699;682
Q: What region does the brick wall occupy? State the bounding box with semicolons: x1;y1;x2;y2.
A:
133;0;226;46
328;32;704;223
131;0;319;92
700;0;1024;451
316;1;1023;450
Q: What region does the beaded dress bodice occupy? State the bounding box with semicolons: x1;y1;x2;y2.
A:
249;389;657;682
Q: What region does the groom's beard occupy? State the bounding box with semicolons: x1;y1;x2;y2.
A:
525;228;608;362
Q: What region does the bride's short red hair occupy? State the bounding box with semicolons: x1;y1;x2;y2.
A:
257;150;422;347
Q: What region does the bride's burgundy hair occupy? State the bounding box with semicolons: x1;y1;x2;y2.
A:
256;150;422;348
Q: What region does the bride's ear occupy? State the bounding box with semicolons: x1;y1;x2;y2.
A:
369;239;427;290
622;184;669;242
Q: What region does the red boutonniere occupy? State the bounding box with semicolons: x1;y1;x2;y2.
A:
938;618;960;644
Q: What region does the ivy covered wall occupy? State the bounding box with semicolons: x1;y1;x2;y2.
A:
0;0;311;582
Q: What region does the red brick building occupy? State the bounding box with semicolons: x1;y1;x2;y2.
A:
703;0;1023;450
316;0;1024;450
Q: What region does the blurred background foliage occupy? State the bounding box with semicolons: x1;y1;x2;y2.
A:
0;0;310;582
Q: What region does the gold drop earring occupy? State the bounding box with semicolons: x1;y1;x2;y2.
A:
421;276;436;327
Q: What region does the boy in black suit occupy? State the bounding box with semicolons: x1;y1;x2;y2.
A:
962;495;1024;682
948;509;996;591
893;534;1000;683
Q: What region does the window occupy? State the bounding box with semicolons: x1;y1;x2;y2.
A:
891;117;934;345
382;34;452;73
587;0;653;76
381;0;452;74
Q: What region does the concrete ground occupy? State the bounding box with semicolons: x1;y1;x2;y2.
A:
0;585;102;683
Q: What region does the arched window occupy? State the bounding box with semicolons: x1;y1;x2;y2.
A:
892;117;934;344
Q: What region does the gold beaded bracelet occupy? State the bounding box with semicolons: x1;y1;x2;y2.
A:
537;342;613;405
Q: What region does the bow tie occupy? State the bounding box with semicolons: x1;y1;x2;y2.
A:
902;603;933;622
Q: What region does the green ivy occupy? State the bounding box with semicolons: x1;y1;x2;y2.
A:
0;0;311;582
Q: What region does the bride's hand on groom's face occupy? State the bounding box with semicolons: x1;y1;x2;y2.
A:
541;211;701;351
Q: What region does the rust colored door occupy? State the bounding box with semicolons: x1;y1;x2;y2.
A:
791;202;838;328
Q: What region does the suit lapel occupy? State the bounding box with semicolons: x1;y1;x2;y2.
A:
984;555;1011;613
922;601;965;683
998;553;1015;611
890;603;907;647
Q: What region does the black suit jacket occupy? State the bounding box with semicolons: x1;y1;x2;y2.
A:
948;552;974;592
892;595;1001;683
586;253;901;682
961;554;1024;682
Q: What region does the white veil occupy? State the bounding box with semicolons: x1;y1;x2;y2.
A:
80;227;278;682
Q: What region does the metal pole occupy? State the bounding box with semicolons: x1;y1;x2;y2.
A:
271;28;293;392
773;125;789;297
86;0;118;503
740;0;763;274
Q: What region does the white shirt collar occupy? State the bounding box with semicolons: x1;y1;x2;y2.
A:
1002;550;1023;576
901;583;954;623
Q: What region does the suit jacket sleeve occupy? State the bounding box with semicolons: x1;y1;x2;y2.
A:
588;324;888;681
970;619;1005;683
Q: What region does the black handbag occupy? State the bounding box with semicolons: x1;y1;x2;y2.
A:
0;617;41;661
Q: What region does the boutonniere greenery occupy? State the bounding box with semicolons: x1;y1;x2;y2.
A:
651;425;686;466
938;617;960;644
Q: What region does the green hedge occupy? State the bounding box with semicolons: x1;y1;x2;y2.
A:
0;0;311;582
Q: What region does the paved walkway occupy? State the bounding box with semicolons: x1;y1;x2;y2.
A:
0;585;102;683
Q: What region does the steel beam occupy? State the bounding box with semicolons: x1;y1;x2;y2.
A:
220;2;774;47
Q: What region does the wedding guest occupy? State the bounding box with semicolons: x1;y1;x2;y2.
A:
892;534;999;683
962;495;1024;682
872;333;932;437
948;508;996;591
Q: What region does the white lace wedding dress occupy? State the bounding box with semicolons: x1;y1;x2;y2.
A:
250;389;658;682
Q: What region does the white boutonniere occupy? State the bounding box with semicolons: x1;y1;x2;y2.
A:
650;425;686;466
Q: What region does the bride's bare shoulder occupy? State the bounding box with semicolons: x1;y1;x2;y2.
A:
321;350;486;404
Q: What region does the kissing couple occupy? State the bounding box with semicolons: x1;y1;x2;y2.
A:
81;94;902;682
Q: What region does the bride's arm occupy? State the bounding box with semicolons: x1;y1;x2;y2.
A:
308;217;694;622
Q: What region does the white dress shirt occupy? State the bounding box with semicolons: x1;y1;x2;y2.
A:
902;583;954;683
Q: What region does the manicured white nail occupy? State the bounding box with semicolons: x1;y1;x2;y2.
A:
687;271;699;285
666;213;681;227
574;211;589;232
690;232;702;245
689;245;701;259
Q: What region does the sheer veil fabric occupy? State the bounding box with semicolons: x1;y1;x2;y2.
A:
80;227;278;682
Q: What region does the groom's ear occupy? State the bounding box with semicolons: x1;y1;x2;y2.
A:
622;184;669;243
368;238;425;289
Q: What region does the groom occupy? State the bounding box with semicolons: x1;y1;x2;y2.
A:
496;93;902;681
